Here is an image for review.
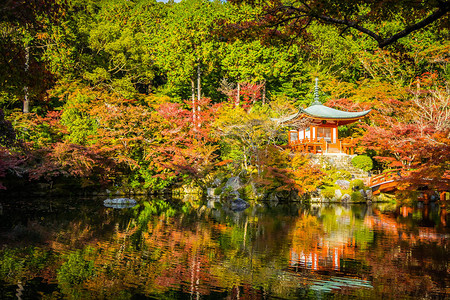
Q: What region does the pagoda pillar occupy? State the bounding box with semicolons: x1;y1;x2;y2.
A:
333;127;337;143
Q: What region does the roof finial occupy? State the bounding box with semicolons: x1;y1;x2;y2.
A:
312;77;321;105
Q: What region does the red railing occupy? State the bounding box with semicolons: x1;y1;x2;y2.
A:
368;170;401;187
289;138;354;155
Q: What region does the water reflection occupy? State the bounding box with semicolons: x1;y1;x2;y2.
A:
0;196;448;299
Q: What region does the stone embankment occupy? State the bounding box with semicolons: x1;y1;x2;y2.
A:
311;154;373;203
311;153;368;180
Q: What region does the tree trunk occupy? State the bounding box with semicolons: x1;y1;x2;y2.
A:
236;82;240;107
23;46;30;113
197;64;201;128
197;64;201;101
191;78;196;127
262;80;266;105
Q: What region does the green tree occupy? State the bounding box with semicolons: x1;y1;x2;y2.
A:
153;0;225;102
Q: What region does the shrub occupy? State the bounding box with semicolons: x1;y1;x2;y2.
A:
350;179;366;191
214;187;222;195
351;155;373;171
320;169;352;188
321;187;337;199
351;191;364;202
238;184;255;200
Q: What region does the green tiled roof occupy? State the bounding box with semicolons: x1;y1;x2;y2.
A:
273;78;370;123
302;104;371;119
275;103;371;124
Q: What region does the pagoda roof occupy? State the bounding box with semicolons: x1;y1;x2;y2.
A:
274;78;371;125
301;103;371;120
279;103;371;126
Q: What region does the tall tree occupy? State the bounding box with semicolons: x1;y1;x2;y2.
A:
0;0;59;112
153;0;224;103
227;0;449;48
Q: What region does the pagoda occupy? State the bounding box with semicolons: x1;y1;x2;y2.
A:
286;78;370;154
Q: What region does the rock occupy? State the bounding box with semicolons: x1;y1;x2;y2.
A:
225;176;243;191
365;189;373;200
212;178;222;187
335;189;343;199
230;198;250;212
341;194;351;203
359;189;366;199
207;188;216;198
335;180;350;190
207;198;221;209
104;198;137;209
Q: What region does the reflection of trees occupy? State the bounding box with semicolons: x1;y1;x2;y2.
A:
362;207;449;298
208;204;300;299
0;200;448;299
288;204;449;298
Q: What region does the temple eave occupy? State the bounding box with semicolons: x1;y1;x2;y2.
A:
299;113;370;125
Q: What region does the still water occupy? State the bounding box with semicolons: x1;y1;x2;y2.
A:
0;196;448;299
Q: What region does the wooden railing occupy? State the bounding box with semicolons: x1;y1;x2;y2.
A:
290;138;327;154
368;169;408;195
289;138;354;155
368;170;401;187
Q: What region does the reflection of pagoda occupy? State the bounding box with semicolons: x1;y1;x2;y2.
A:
285;78;370;154
289;238;358;273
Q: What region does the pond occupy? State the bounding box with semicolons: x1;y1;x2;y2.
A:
0;196;448;299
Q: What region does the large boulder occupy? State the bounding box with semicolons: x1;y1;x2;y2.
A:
334;189;343;199
341;194;351;203
206;188;217;198
359;189;367;199
335;180;350;190
225;176;243;191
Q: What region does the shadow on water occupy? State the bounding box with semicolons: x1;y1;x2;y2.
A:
0;195;448;299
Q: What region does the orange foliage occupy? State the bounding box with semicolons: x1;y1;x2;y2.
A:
256;146;323;195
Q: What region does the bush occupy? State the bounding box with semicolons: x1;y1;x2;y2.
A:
350;179;366;191
321;187;337;199
351;191;364;202
351;155;373;171
214;187;222;195
238;184;255;200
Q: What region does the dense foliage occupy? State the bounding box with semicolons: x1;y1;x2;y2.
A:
351;155;373;172
0;0;448;195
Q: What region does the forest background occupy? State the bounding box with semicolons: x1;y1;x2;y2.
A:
0;0;449;199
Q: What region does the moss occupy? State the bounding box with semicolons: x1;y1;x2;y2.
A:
238;184;255;200
351;191;364;202
321;169;352;187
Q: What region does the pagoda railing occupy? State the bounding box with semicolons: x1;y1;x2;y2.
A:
289;138;354;155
